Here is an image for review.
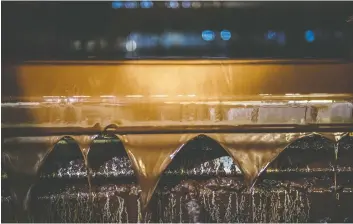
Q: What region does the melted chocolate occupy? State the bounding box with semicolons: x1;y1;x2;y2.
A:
2;132;347;216
120;134;198;209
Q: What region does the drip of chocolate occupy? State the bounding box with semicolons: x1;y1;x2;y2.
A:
210;133;304;186
120;134;198;209
72;135;97;193
71;135;96;159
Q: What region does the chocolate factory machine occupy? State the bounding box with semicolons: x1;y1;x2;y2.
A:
2;2;353;223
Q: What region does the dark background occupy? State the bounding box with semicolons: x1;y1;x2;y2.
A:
2;1;353;61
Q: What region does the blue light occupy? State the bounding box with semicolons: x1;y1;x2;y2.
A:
202;30;215;41
266;30;277;40
125;1;138;8
169;1;179;8
220;30;231;41
182;1;191;8
305;30;315;43
112;1;123;9
141;0;153;8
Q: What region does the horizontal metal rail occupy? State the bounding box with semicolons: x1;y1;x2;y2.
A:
2;94;353;104
2;123;353;137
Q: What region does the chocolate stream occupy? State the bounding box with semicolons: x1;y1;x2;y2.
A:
3;132;348;213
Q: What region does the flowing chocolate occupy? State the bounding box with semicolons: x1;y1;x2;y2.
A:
71;135;96;159
1;131;351;222
208;133;300;186
71;135;98;193
120;134;198;209
211;133;343;187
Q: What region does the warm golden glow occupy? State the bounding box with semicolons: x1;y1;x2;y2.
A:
2;60;351;127
15;60;353;99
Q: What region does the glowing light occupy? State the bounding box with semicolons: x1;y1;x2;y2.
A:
112;1;123;9
305;30;315;43
125;1;138;8
73;95;90;98
68;97;77;103
202;30;215;41
220;30;231;41
310;100;333;104
285;93;301;96
266;30;277;40
126;40;137;52
126;95;143;98
141;0;153;8
169;1;179;8
181;1;191;8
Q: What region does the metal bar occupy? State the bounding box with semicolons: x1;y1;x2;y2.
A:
2;94;353;104
2;123;352;137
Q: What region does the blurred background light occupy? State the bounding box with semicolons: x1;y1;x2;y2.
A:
140;0;153;8
266;30;277;40
124;1;138;8
181;1;191;8
168;1;179;9
126;40;137;52
220;30;231;41
112;1;123;9
202;30;215;41
305;30;315;43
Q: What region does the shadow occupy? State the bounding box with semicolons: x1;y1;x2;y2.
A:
30;136;90;223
